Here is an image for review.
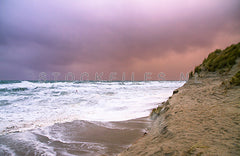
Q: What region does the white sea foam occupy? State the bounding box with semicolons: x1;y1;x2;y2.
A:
0;81;185;134
0;144;16;156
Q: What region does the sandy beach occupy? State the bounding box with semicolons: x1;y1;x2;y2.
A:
120;47;240;155
0;117;152;156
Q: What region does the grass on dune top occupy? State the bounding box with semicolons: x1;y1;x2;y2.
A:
195;42;240;74
189;42;240;86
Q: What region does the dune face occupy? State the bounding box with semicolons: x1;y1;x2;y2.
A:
119;43;240;156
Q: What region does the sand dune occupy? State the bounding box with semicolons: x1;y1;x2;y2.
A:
119;45;240;156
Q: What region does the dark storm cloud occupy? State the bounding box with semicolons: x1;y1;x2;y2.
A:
0;0;240;80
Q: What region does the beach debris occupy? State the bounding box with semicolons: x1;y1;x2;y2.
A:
173;89;179;94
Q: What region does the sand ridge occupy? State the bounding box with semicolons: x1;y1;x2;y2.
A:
119;68;240;155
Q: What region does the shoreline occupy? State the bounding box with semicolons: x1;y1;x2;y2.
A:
0;80;184;156
0;117;152;156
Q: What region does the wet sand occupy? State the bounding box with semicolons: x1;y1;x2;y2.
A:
0;117;151;156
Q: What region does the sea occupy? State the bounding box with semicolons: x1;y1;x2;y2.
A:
0;80;185;156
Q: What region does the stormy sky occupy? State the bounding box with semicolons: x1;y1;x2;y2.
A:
0;0;240;80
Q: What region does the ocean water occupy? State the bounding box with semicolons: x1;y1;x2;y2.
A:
0;80;185;155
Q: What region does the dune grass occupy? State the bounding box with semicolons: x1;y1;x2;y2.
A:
230;71;240;86
150;106;163;117
193;42;240;75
